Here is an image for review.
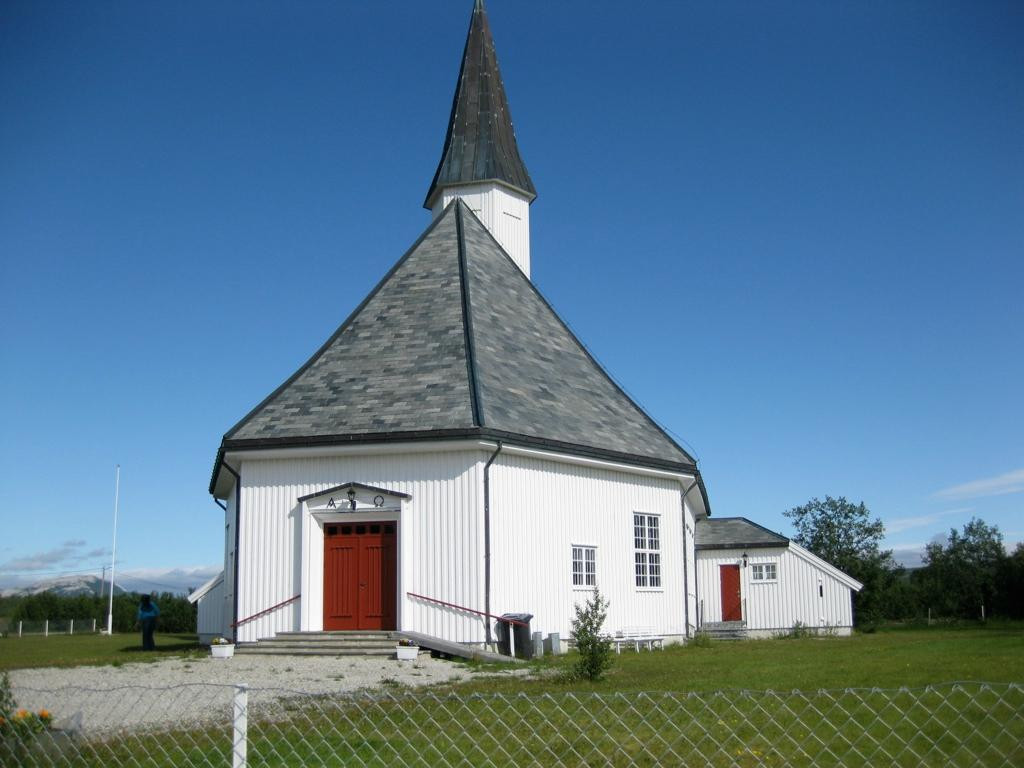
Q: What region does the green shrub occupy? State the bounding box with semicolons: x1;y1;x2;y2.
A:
783;621;812;639
570;588;613;681
690;632;713;648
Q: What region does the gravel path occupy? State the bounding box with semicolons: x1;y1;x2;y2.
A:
10;652;519;734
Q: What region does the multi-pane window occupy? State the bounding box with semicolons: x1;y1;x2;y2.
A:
633;514;661;588
572;546;596;587
751;562;777;582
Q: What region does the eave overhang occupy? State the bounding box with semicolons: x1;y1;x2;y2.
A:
209;427;706;506
695;541;788;551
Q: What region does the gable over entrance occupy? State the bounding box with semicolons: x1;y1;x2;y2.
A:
298;482;409;633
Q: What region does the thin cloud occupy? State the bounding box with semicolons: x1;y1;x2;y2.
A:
885;508;971;536
0;541;103;573
0;544;83;572
933;468;1024;501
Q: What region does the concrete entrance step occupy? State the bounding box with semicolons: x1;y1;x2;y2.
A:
236;644;396;657
274;631;399;641
236;629;401;657
241;640;395;651
700;621;748;641
235;630;519;663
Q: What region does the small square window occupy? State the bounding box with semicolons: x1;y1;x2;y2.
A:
751;562;777;582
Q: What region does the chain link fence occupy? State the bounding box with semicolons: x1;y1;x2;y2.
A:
5;681;1022;766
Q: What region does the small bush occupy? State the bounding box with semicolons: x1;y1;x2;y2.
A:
784;621;812;640
690;632;713;648
570;588;613;681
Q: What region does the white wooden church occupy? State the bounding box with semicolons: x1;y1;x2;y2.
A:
198;1;857;650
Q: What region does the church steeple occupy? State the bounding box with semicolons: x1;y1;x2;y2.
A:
425;0;536;277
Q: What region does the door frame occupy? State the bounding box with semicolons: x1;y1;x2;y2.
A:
300;504;403;632
720;564;742;622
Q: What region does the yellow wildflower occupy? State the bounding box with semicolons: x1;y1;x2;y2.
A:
39;709;52;720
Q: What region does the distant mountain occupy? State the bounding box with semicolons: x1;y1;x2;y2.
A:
0;566;221;598
0;574;125;599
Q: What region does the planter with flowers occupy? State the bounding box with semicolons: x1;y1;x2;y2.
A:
1;671;71;764
395;638;419;661
210;637;235;659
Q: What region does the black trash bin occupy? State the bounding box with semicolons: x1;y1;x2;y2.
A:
496;613;534;659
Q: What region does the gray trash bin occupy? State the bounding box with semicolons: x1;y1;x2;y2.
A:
497;613;534;659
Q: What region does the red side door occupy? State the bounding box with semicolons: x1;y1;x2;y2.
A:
720;564;742;621
324;522;397;630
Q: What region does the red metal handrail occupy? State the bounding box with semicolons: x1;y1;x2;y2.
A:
232;594;300;628
407;591;528;627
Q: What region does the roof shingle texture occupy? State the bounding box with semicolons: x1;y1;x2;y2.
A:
224;201;692;469
695;518;789;550
424;0;535;208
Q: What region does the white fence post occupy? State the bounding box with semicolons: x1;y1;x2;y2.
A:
44;620;49;637
70;619;74;635
18;621;22;637
92;618;97;633
509;620;516;658
233;684;248;768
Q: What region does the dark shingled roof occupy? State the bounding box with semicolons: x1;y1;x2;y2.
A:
695;518;789;550
424;0;536;209
216;201;695;480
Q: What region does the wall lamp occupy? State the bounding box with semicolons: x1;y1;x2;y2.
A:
741;552;748;568
347;487;357;509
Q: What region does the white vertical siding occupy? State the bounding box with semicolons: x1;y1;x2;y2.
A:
234;449;485;643
696;547;855;635
196;578;225;644
434;183;532;277
489;452;689;642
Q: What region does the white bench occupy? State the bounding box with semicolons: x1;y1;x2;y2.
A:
612;627;664;653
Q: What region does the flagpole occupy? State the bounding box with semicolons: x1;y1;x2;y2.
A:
106;465;120;635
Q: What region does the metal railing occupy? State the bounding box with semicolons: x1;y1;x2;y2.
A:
407;591;529;656
231;594;300;629
6;681;1023;766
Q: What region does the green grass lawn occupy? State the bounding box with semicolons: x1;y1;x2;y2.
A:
443;623;1024;695
0;633;202;671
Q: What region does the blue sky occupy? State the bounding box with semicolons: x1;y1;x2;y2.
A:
1;1;1021;591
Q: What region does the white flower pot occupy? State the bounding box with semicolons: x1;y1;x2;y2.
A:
395;645;419;661
211;644;235;659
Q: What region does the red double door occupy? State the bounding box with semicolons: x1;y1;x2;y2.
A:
323;522;397;631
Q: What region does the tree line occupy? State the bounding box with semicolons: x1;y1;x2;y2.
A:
786;496;1023;627
1;592;196;634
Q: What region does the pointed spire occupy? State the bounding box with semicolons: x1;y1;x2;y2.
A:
424;0;536;209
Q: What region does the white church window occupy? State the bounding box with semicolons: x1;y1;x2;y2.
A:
572;546;596;587
751;562;777;582
634;514;661;588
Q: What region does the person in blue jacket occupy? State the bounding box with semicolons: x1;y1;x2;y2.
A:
137;594;159;650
